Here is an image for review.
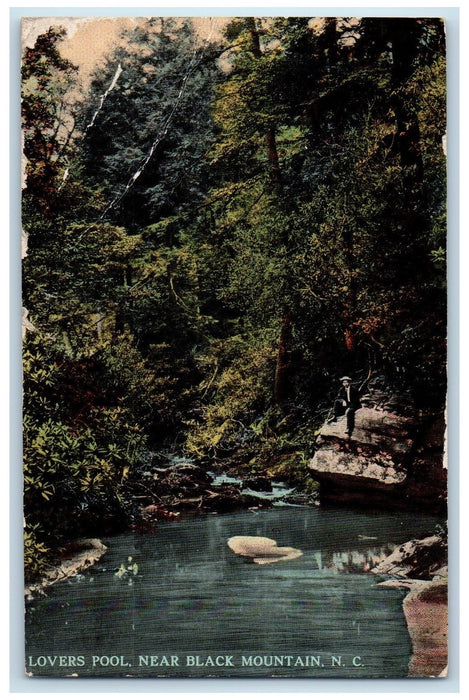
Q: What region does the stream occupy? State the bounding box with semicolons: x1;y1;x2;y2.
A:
25;496;441;678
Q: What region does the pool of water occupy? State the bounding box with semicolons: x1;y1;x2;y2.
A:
25;505;441;678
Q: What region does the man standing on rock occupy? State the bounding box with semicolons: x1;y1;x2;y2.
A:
328;376;361;439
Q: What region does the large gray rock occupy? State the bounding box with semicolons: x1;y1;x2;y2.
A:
371;535;447;580
319;408;414;454
309;407;446;511
311;442;406;490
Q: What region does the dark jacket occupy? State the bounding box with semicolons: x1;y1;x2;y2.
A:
336;385;361;411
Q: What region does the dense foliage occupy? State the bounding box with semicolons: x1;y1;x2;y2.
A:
22;17;446;579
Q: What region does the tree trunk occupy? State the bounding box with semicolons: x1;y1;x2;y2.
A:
246;17;293;405
388;19;424;192
274;308;292;404
247;17;261;58
266;128;282;187
342;226;357;354
392;98;424;191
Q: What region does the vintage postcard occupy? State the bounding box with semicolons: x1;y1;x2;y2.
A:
22;14;448;679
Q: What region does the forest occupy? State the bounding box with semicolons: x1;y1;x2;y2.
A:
21;17;447;580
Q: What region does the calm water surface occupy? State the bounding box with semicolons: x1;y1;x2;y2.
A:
25;505;441;678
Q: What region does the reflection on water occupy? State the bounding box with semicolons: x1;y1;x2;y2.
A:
25;505;440;679
326;548;394;573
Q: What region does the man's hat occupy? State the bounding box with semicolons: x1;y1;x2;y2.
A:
340;376;352;381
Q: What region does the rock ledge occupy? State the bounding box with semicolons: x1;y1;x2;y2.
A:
373;536;448;678
309;407;446;510
25;538;107;599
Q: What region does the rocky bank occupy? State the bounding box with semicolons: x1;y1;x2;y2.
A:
25;538;108;599
372;534;448;678
308;383;448;678
309;391;446;512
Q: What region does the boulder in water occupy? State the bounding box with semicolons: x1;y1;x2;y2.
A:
227;535;302;565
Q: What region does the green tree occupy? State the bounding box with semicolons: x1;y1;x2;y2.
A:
23;335;144;574
207;18;317;405
186;15;447;461
22;27;151;576
294;17;447;405
79;17;221;233
71;18;225;438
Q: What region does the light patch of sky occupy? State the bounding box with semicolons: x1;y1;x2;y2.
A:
22;15;362;84
21;16;230;84
21;16;86;47
21;17;137;83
